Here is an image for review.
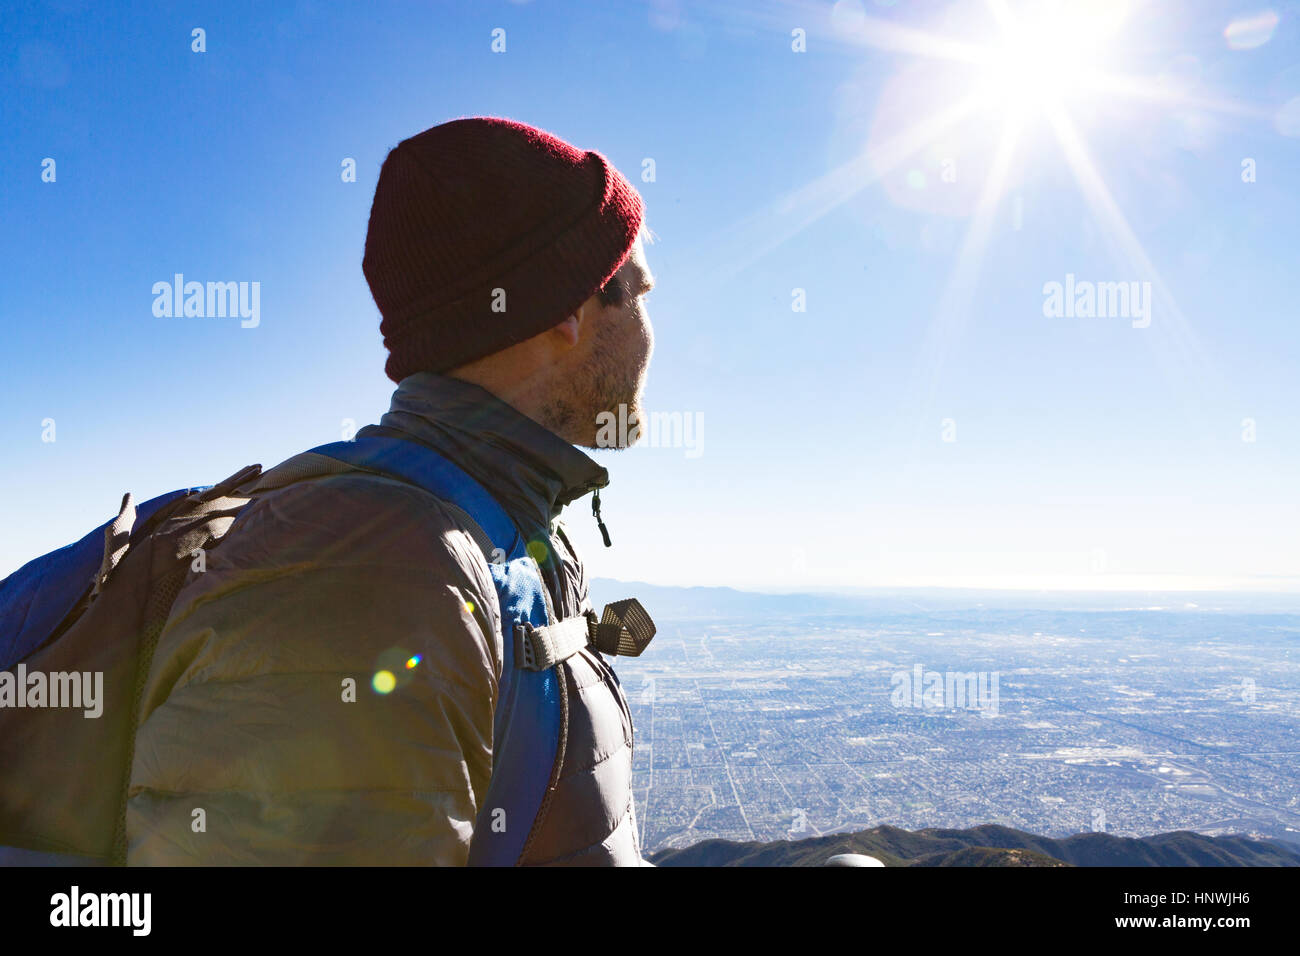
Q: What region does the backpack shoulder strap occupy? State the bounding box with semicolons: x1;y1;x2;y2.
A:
257;435;657;660
239;433;655;864
248;438;517;564
267;434;563;865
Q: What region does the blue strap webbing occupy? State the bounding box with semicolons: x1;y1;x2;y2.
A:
304;434;562;866
304;436;524;558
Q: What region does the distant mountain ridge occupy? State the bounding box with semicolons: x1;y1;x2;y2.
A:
591;578;1300;618
590;578;871;619
649;824;1300;867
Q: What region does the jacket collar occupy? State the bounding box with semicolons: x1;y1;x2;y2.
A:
371;371;609;537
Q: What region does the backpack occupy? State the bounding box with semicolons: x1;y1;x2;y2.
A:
0;433;654;865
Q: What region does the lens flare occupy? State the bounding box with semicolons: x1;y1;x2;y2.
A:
372;670;396;694
1224;11;1279;50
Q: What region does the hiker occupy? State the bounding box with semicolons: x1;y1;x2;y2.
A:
0;117;657;866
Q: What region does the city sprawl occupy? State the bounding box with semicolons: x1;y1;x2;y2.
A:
609;606;1300;853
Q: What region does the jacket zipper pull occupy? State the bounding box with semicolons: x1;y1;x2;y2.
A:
592;488;612;548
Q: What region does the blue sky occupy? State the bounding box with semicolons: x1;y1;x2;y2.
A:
3;0;1299;591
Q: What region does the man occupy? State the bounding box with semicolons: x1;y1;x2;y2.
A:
126;117;655;865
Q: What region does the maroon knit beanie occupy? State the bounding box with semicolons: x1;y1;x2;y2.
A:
363;117;645;384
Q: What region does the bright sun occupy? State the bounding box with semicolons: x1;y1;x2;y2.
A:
724;0;1266;336
975;0;1130;111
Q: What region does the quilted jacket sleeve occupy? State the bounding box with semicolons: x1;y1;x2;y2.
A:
125;472;502;865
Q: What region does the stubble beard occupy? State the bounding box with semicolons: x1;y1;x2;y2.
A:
541;323;646;448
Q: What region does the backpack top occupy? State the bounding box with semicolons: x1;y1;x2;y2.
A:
0;489;193;669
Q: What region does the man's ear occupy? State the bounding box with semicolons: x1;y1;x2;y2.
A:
552;310;581;349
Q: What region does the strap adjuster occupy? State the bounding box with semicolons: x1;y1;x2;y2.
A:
513;599;657;671
513;614;590;672
514;623;536;670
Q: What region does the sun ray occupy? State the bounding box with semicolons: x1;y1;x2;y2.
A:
1085;73;1275;122
679;0;995;67
707;93;984;281
909;110;1025;447
829;13;995;66
1043;102;1220;390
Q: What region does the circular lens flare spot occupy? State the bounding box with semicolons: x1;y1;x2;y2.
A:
526;539;549;564
406;654;421;670
372;670;397;694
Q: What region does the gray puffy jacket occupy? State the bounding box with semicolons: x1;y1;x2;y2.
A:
125;372;643;865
